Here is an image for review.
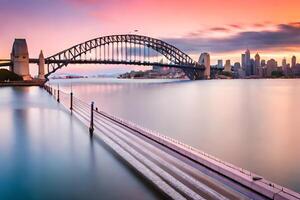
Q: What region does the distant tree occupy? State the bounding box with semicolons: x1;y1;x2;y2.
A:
0;69;22;81
219;71;233;77
271;71;284;78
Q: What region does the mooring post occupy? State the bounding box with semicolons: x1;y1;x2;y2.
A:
57;84;60;103
89;102;94;135
70;92;73;111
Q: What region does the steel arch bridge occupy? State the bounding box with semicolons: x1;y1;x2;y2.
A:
44;34;205;80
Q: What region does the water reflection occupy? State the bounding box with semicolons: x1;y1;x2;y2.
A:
52;78;300;192
0;87;164;200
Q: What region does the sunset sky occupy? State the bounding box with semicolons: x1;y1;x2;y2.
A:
1;0;300;74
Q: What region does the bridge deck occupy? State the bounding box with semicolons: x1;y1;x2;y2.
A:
49;86;300;200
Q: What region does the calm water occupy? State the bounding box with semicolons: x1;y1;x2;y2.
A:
0;87;164;200
51;78;300;192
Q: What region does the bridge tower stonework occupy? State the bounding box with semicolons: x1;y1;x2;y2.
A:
38;50;45;79
198;53;211;79
11;39;32;80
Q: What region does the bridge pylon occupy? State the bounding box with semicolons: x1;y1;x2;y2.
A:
11;39;32;80
38;50;45;79
198;53;211;79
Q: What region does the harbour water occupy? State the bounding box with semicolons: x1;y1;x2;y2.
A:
0;87;165;200
51;78;300;192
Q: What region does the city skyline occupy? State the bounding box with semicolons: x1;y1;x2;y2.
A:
2;0;300;73
1;1;300;197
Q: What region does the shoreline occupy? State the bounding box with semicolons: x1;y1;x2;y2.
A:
0;80;46;87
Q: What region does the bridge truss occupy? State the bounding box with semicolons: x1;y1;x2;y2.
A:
45;34;205;80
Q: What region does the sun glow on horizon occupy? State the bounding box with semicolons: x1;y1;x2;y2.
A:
2;0;300;74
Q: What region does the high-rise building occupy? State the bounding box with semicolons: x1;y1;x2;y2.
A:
245;49;251;66
282;58;291;76
245;49;252;76
198;53;210;78
250;59;255;75
254;53;260;75
261;59;266;67
282;58;287;67
266;59;278;77
267;59;278;68
241;54;246;68
233;62;241;78
255;53;260;67
224;60;231;72
217;60;223;69
292;56;296;68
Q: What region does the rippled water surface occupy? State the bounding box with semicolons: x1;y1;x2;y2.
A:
51;78;300;192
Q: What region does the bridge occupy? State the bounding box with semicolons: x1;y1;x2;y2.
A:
43;84;300;200
0;35;210;81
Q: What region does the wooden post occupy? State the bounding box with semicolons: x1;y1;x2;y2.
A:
89;102;94;135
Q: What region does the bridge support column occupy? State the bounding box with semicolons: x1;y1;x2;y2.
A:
11;39;32;80
199;53;210;79
38;50;45;79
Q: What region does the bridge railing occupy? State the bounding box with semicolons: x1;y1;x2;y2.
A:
43;83;259;177
43;84;300;199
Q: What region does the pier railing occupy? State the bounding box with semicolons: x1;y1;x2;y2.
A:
43;84;300;199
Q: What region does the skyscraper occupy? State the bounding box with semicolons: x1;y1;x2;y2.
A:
245;49;251;76
254;53;260;75
245;49;251;66
255;53;260;68
292;56;296;68
241;54;246;68
250;59;255;75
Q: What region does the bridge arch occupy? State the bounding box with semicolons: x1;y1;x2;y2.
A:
45;34;205;79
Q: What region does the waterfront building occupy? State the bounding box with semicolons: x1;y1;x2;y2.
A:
257;67;264;77
241;54;246;68
245;49;251;65
250;59;255;76
217;59;223;69
266;59;278;77
224;60;231;72
282;58;290;76
292;56;296;68
266;59;278;68
292;64;300;76
261;59;266;67
233;62;241;78
255;53;260;68
238;68;246;78
245;49;252;76
199;53;210;78
233;62;241;70
282;58;287;67
254;53;260;75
